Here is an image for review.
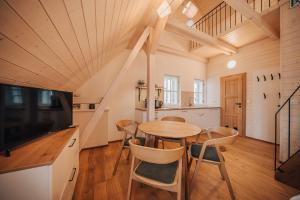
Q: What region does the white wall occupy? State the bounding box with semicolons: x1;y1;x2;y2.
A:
206;38;280;142
76;50;206;142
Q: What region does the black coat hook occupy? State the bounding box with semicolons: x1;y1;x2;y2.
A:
263;93;267;99
257;76;260;82
278;92;281;99
271;73;273;80
263;75;266;81
278;73;281;79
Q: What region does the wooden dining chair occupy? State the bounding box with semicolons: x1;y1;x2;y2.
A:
127;139;184;200
188;127;238;200
113;120;146;176
160;116;186;148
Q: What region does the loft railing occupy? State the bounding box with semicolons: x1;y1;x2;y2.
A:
274;84;300;170
191;0;279;49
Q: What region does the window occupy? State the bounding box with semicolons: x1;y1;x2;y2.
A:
194;79;204;105
164;75;179;105
38;90;53;106
5;87;23;105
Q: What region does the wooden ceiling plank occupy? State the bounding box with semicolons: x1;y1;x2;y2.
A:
109;0;130;55
0;58;59;89
223;0;279;39
101;0;114;68
165;22;238;55
95;0;107;70
0;1;82;88
0;35;78;89
157;45;208;63
39;0;88;81
104;0;123;66
5;0;86;82
81;26;150;147
81;0;98;74
63;0;94;77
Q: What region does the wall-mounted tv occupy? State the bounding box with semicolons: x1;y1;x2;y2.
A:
0;83;73;153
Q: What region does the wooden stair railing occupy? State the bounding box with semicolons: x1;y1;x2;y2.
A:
190;0;279;50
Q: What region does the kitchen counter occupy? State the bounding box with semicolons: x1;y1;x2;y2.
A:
135;105;220;111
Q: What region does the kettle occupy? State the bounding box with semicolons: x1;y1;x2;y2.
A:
155;100;163;109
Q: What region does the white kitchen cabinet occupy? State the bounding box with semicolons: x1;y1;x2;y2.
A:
135;107;220;129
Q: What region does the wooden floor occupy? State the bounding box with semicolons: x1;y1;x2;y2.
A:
73;137;299;200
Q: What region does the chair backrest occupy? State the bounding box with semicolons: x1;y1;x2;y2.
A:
115;120;138;135
129;139;184;164
205;127;239;146
161;116;186;123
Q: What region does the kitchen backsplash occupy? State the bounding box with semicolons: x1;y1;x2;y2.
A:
181;91;194;107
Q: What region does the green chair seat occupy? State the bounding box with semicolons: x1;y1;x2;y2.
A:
135;161;178;184
190;144;220;162
124;137;145;147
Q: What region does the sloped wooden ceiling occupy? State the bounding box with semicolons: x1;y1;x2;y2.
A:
0;0;160;91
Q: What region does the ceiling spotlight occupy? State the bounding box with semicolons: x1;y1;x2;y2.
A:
157;0;171;18
186;19;194;27
227;60;237;69
182;1;198;18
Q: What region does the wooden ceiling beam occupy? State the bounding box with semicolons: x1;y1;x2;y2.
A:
165;22;238;55
157;45;208;63
223;0;279;39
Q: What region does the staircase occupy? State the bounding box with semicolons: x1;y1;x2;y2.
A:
190;0;279;50
275;85;300;190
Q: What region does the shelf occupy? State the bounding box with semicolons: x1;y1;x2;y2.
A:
136;86;164;90
136;86;164;101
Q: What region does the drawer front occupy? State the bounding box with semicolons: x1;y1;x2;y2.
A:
52;129;79;200
61;153;79;200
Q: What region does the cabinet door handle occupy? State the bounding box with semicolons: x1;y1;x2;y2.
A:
69;168;77;182
68;138;76;147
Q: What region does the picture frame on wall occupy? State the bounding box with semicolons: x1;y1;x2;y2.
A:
290;0;300;8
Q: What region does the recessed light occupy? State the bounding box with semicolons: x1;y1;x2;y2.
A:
157;0;171;18
227;60;237;69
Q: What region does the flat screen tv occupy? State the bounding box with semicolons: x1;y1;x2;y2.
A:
0;83;73;153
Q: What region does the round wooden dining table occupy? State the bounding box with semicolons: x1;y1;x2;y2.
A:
138;120;202;200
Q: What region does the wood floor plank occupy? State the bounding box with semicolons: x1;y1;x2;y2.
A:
73;137;299;200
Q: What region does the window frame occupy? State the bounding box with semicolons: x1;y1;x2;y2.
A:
163;75;180;106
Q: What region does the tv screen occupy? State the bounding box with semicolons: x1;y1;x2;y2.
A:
0;84;73;152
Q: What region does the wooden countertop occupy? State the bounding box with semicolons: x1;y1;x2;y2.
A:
135;106;220;111
0;127;77;174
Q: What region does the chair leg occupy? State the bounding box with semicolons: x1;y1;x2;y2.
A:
127;179;133;200
190;160;202;195
220;162;235;200
188;158;193;171
126;150;131;161
113;146;124;176
218;164;225;180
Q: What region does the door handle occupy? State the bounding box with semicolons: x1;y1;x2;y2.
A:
235;102;242;105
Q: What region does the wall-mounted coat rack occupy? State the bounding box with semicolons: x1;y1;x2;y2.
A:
263;93;267;99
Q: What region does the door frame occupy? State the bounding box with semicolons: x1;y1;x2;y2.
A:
220;72;246;137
